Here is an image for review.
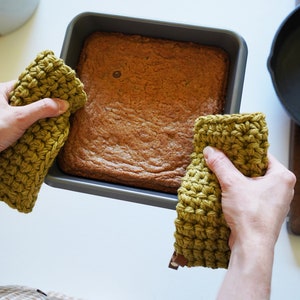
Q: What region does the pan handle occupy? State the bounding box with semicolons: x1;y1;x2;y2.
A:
287;0;300;235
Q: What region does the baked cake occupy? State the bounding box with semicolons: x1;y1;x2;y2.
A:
58;32;229;194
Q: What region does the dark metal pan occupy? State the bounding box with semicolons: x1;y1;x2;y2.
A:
268;2;300;235
268;5;300;125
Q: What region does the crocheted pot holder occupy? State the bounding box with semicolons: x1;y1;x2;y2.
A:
169;112;269;269
0;50;87;213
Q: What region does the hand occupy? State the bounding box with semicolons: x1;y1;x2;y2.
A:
203;146;296;299
0;81;69;152
203;146;295;249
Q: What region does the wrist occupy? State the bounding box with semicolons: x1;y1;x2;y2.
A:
229;223;278;252
230;238;275;267
221;239;274;299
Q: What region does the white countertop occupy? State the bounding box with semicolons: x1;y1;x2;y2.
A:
0;0;300;299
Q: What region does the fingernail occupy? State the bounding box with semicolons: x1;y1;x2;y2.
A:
56;99;69;114
203;146;215;160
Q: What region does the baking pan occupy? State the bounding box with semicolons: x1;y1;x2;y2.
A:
45;12;248;210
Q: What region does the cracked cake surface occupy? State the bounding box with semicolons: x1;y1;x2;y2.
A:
58;32;229;194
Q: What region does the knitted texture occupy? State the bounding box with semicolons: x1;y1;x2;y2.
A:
0;285;85;299
0;50;87;213
172;113;269;269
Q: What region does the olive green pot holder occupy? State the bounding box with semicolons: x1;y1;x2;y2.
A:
170;112;269;269
0;50;87;213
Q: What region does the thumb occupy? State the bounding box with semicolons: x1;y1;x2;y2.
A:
203;146;242;188
13;98;69;129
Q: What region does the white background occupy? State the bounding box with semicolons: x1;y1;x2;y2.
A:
0;0;299;299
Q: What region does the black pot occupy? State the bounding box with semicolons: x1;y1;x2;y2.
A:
268;5;300;125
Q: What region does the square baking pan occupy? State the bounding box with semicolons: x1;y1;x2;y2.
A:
45;12;247;210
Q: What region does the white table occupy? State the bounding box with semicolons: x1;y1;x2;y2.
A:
0;0;299;299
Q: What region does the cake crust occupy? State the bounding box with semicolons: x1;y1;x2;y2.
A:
58;32;229;194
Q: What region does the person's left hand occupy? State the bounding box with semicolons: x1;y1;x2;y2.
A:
0;81;69;152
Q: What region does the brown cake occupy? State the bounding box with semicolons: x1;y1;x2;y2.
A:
58;32;229;194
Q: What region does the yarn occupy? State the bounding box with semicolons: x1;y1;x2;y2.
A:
0;50;87;213
171;113;269;269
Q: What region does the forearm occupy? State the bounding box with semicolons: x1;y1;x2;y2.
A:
217;240;274;300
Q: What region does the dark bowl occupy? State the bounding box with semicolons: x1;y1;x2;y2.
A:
268;6;300;125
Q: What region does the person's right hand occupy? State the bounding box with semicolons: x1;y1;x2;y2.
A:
203;146;296;300
203;146;296;250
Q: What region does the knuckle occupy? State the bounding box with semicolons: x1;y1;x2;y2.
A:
38;98;59;116
285;169;297;187
12;108;27;124
39;98;52;110
207;154;242;189
220;173;240;190
274;168;297;190
207;151;227;169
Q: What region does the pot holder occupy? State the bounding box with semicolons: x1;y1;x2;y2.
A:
0;50;87;213
169;112;269;269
